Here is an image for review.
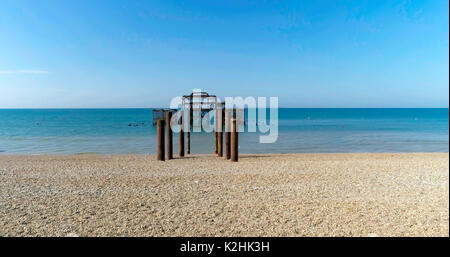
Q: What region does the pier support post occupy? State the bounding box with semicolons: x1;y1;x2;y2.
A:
166;112;173;160
225;110;231;159
179;114;184;157
214;108;218;155
214;132;218;155
217;108;223;157
157;120;165;161
230;118;238;162
187;131;190;154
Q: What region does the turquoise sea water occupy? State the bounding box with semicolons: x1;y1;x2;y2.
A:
0;108;448;154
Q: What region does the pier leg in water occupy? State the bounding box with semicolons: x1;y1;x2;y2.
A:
157;120;165;161
231;118;238;162
214;108;218;155
214;132;218;155
187;131;190;154
225;110;231;159
179;115;184;157
166;112;173;160
218;131;223;157
217;108;223;157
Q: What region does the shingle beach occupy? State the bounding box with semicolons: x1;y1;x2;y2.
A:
0;153;448;237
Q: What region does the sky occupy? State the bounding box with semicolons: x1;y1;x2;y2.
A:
0;0;448;108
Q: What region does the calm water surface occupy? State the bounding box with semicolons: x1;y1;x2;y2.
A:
0;108;448;154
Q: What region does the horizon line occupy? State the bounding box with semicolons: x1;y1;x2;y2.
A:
0;107;448;110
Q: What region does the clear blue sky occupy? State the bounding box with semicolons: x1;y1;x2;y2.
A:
0;0;448;108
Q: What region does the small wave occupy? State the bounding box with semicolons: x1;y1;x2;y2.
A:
75;152;100;155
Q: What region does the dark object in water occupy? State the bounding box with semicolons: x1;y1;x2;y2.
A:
128;122;145;127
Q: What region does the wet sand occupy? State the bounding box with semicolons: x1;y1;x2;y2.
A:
0;153;448;236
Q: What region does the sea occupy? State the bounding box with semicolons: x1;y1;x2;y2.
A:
0;108;448;154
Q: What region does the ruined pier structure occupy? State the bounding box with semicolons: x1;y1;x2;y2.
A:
153;91;243;162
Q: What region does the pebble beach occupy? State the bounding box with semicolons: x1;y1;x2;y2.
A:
0;153;448;237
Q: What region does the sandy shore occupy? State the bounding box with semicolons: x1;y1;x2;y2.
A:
0;153;448;237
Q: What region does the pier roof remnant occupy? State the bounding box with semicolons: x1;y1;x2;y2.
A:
182;91;224;110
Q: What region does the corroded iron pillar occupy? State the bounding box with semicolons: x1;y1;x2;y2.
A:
225;110;231;159
166;112;173;160
157;120;165;161
187;131;190;154
230;118;238;162
179;114;184;157
217;108;223;157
